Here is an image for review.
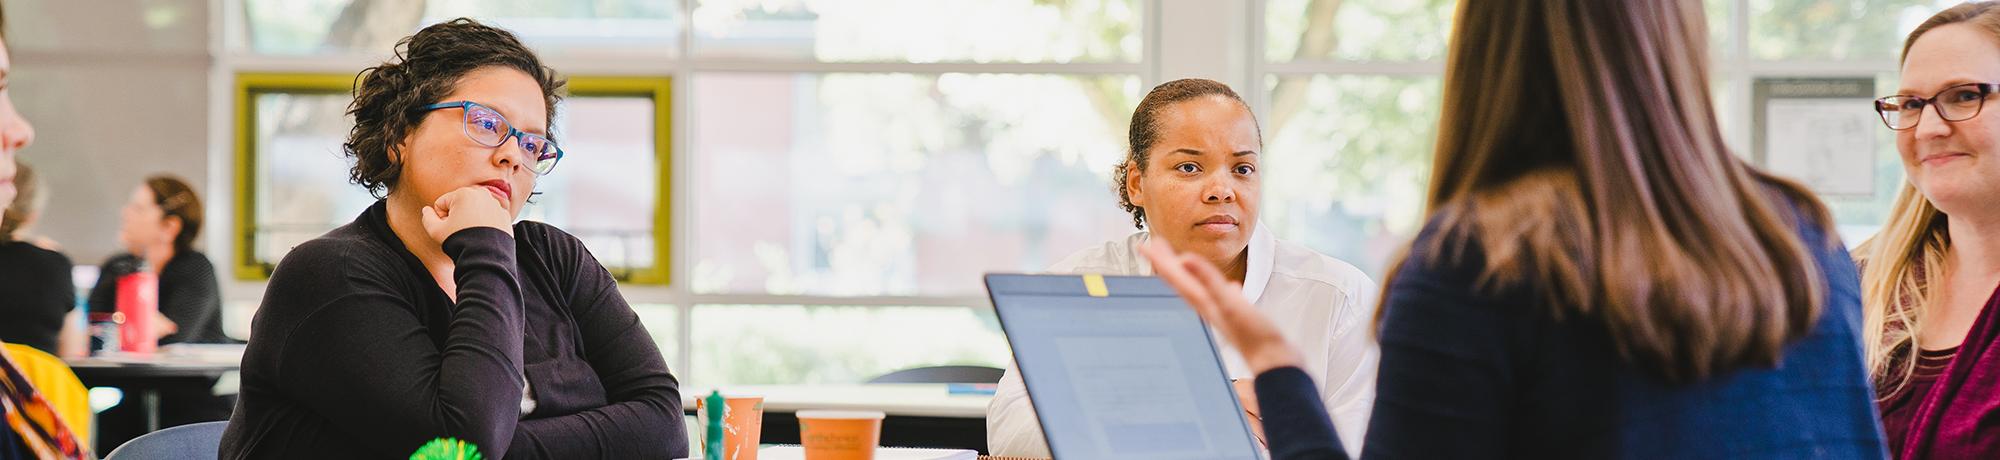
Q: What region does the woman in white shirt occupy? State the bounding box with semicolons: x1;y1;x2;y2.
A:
986;78;1380;458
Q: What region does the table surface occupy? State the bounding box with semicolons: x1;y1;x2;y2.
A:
67;350;993;418
64;343;246;378
681;383;993;418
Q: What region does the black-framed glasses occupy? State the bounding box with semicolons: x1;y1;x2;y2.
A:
1875;82;2000;131
418;101;564;175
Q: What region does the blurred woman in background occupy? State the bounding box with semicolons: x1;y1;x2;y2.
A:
0;158;79;357
86;174;231;450
88;174;225;346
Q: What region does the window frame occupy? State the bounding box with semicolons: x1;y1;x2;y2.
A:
229;73;676;285
231;73;358;281
550;76;676;286
1243;0;1908;267
212;0;1923;386
214;0;1163;384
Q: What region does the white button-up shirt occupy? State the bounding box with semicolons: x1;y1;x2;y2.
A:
986;225;1380;458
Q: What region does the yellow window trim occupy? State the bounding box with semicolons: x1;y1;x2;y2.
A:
232;73;676;286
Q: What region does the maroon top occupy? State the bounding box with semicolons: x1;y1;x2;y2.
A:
1897;284;2000;460
1880;346;1958;457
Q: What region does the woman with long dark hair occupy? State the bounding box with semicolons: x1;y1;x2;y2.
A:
1145;0;1886;457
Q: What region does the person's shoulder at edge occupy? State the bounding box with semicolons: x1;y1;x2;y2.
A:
1268;238;1375;296
257;220;410;318
1752;175;1842;249
5;240;72;270
168;248;219;277
236;220;415;393
268;218;587;300
509;219;585;258
1045;231;1149;275
509;219;616;281
1387;176;1563;310
1749;176;1863;322
1392;210;1487;286
0;241;72;296
96;252;140;273
1391;173;1845;307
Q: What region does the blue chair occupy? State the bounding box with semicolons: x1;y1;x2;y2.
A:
104;420;226;460
867;365;1005;384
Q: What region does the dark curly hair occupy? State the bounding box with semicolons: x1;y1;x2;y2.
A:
345;18;565;197
1113;78;1259;229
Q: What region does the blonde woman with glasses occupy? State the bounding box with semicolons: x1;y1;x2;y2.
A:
1863;2;2000;458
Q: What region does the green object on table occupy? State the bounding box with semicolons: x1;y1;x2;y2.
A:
705;390;726;460
410;437;485;460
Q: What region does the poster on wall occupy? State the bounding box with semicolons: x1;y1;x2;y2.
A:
1753;77;1877;197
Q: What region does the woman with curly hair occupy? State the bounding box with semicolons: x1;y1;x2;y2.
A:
986;78;1380;458
221;19;686;459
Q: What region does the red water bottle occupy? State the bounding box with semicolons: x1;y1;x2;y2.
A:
116;270;159;354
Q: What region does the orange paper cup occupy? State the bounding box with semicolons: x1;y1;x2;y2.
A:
796;410;885;460
696;395;766;460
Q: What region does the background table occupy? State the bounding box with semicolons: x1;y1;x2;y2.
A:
65;344;245;433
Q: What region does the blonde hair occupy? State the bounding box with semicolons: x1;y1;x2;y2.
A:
1384;0;1832;384
1859;0;2000;399
1858;185;1948;398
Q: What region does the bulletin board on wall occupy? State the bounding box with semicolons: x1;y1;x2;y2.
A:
1752;77;1878;198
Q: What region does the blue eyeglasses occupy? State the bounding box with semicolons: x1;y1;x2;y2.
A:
418;101;564;175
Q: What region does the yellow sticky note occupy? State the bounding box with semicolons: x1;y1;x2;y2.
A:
1083;274;1109;297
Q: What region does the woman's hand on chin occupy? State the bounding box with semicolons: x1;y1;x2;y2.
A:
422;186;515;242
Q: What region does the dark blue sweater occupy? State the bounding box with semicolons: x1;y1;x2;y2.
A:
1256;199;1887;459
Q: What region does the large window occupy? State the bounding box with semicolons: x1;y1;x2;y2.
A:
233;74;358;280
690;0;1140;62
224;0;1936;387
1256;0;1451;276
1253;0;1943;276
676;0;1145;384
690;73;1137;297
1727;0;1950;244
226;0;1146;387
233;74;672;284
241;0;681;56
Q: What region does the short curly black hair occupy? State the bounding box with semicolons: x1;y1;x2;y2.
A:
1114;78;1259;229
344;18;565;197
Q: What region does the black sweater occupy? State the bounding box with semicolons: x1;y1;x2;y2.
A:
88;250;228;345
219;201;687;459
0;241;74;354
